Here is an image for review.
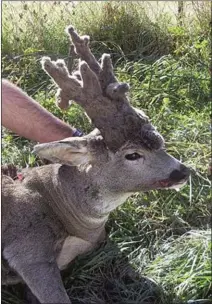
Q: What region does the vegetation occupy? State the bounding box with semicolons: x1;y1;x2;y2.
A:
2;1;211;304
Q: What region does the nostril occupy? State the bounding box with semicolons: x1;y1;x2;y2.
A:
169;170;184;182
169;166;190;182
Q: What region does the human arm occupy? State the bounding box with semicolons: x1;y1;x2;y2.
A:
2;79;78;143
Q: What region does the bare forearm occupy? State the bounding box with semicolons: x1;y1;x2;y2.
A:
2;80;76;143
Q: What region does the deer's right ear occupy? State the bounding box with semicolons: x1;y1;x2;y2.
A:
33;137;91;166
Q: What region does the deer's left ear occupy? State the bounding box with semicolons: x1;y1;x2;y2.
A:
33;137;92;166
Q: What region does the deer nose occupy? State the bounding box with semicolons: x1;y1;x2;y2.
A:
169;165;190;182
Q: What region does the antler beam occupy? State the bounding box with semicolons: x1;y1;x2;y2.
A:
41;26;164;152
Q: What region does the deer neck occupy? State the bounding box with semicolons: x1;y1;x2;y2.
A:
52;164;131;239
34;164;131;241
84;164;132;216
51;164;109;241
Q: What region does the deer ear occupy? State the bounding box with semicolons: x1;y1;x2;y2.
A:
33;137;91;166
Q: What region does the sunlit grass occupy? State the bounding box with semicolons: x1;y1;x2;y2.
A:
2;1;211;303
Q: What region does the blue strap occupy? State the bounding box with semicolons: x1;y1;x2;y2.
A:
73;129;84;137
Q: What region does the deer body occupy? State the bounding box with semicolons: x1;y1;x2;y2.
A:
2;164;103;269
2;161;131;280
2;145;189;303
2;26;190;303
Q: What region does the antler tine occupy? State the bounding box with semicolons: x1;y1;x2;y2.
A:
100;54;117;86
100;53;130;100
41;57;84;109
41;57;102;110
79;61;102;97
66;26;101;76
66;26;130;99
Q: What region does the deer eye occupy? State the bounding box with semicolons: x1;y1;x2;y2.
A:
125;152;142;161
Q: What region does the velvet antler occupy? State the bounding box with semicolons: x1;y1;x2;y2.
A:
41;26;164;152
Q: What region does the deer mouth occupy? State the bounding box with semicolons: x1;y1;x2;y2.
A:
159;179;175;188
157;178;187;190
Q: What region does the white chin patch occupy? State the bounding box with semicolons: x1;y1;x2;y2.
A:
167;181;187;191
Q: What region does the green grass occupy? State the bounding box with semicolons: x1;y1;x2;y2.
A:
2;1;211;304
145;230;211;302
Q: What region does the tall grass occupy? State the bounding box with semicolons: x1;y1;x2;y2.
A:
2;1;210;93
2;1;173;58
2;1;211;303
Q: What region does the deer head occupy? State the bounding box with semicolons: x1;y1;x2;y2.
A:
35;26;189;194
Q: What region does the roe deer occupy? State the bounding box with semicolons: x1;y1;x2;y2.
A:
2;26;190;304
